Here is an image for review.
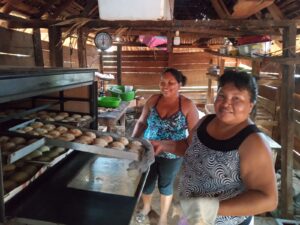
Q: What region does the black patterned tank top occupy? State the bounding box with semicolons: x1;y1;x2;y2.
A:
179;114;260;225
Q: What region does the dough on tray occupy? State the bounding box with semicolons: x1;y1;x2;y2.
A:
93;138;108;147
110;141;125;150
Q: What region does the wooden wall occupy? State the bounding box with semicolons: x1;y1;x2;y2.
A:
102;50;213;87
0;27;35;66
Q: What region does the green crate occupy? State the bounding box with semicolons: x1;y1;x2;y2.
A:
109;85;135;101
98;96;121;108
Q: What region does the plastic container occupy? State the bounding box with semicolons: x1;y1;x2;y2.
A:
238;41;271;57
98;0;173;20
98;96;121;108
109;85;136;101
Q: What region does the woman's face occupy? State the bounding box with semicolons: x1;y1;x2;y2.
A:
214;82;254;125
159;72;180;97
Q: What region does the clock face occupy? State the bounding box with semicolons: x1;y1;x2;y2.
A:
94;32;112;51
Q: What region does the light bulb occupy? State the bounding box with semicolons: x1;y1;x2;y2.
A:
173;30;180;46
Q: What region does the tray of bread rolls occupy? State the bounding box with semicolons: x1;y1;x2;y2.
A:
3;144;72;202
22;110;93;128
8;119;154;169
0;133;45;164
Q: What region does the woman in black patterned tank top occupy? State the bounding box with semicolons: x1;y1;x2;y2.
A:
151;71;278;225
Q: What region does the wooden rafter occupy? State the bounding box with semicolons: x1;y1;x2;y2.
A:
210;0;230;19
48;0;75;19
232;0;275;19
80;0;98;17
268;3;285;20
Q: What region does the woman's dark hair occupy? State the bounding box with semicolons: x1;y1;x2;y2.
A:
218;70;258;103
162;67;187;86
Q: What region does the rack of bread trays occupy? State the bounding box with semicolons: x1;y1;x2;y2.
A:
0;68;154;225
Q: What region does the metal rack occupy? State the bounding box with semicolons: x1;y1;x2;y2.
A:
0;68;98;224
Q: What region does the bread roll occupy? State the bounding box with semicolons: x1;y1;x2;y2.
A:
48;130;60;138
58;112;69;118
76;135;93;144
110;141;125;150
22;165;38;176
45;150;60;158
72;114;82;119
15;129;26;134
0;136;9;143
27;150;43;159
52;147;66;154
54;115;64;121
42;124;56;131
118;137;129;146
39;114;51;120
74;139;89;144
84;131;96;139
4;180;18;192
36;156;51;162
10;171;29;183
99;135;113;143
69;128;82;137
37;110;48;115
64;117;75;122
23;126;34;132
3;164;16;173
56;126;68;134
34;128;48;135
11;137;26;145
83;115;92;120
2;142;16;151
45;117;55;122
58;133;75;142
48;112;57;117
30;121;44;129
93;138;108;147
38;145;50;152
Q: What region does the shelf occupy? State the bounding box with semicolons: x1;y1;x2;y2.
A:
0;68;96;104
205;49;300;65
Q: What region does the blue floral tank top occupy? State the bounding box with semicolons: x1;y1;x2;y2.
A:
144;95;188;159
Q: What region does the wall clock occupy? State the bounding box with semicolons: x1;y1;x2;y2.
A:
94;32;112;51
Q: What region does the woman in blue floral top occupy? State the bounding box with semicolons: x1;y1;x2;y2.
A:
132;68;199;225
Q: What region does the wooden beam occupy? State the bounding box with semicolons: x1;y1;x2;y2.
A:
232;0;275;19
32;28;44;67
117;45;122;85
48;26;63;67
280;24;297;219
3;14;300;32
268;3;285;20
80;0;98;17
31;2;53;19
210;0;230;19
49;0;75;19
77;28;87;67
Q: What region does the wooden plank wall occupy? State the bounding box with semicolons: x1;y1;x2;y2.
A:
0;27;35;66
170;51;212;86
102;50;213;87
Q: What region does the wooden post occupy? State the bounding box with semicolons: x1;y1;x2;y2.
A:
280;23;296;219
48;26;63;67
32;28;44;67
77;28;87;68
252;60;260;77
117;44;122;85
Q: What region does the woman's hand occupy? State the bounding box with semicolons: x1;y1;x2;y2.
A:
150;140;166;155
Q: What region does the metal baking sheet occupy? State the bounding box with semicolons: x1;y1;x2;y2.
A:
67;156;141;197
0;131;46;164
9;119;155;171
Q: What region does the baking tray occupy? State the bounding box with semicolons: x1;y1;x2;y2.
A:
67;156;141;197
4;149;73;203
23;110;94;128
0;132;45;164
8;119;155;172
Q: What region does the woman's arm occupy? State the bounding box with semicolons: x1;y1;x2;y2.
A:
218;132;278;216
131;95;156;138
